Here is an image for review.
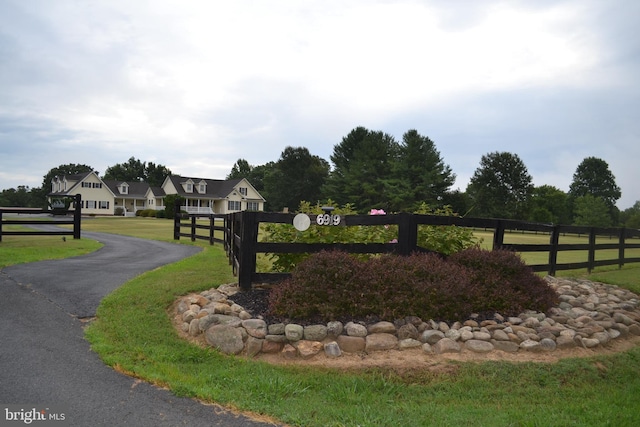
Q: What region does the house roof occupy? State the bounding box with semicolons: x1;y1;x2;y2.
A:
48;171;94;196
166;175;248;199
103;180;150;198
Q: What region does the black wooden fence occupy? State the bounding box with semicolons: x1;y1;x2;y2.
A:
0;194;82;242
174;210;640;291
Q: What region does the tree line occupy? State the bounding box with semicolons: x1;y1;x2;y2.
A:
2;128;639;228
0;157;171;209
226;126;638;228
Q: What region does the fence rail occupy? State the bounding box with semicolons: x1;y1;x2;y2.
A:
174;209;640;291
0;194;82;242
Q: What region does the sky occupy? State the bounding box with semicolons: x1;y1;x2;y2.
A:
1;0;638;209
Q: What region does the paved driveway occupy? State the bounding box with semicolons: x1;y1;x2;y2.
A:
0;231;281;426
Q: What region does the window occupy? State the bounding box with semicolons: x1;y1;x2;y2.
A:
186;183;193;192
227;201;241;211
247;201;259;211
85;200;96;209
120;185;128;194
239;187;247;196
99;201;109;209
92;183;102;188
199;183;206;193
82;182;92;188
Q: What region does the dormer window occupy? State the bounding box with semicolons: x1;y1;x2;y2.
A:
198;181;207;194
186;183;193;192
119;183;129;194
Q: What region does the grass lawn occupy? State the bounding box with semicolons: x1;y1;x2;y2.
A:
6;217;640;426
0;226;103;268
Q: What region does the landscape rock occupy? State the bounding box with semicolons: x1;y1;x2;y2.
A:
433;338;461;354
174;277;640;360
465;340;494;353
204;325;244;355
365;333;398;352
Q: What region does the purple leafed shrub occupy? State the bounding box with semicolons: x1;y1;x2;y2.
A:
267;249;559;323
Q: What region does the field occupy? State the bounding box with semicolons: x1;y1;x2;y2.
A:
3;217;640;426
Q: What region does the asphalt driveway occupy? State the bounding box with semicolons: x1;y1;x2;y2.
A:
0;231;281;426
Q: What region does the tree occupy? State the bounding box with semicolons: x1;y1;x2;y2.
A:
31;163;94;208
145;162;172;187
262;147;329;212
389;129;455;211
163;194;184;219
466;152;533;219
226;159;267;192
527;185;571;224
103;157;171;186
573;195;613;227
227;159;253;180
324;127;399;212
620;201;640;229
0;186;39;207
568;157;621;223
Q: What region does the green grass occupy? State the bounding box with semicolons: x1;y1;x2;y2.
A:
84;241;640;426
0;226;103;268
6;217;640;426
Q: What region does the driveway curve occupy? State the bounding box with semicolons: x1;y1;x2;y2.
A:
0;231;281;426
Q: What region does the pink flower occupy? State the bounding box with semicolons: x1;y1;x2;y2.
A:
369;209;386;215
389;238;398;243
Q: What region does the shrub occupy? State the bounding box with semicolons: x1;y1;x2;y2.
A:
449;248;559;315
262;201;479;272
267;249;558;323
114;207;125;216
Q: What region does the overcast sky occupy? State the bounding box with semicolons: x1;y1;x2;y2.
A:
1;0;638;209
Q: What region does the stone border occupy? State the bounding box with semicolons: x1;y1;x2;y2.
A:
173;277;640;360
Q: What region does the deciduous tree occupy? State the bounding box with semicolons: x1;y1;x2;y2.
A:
263;147;329;212
466;152;533;219
568;157;620;224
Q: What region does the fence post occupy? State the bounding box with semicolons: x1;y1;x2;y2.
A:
190;215;196;242
173;199;181;240
618;227;626;269
492;220;505;250
548;225;560;276
396;213;417;255
209;215;215;245
0;210;3;243
238;210;258;292
587;227;596;273
73;194;82;239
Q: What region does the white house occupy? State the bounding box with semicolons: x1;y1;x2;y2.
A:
48;172;265;216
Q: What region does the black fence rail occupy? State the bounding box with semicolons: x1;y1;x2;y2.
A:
0;194;82;242
174;210;640;291
173;212;228;246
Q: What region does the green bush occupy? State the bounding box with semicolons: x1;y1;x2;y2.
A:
262;201;479;272
267;249;558;323
136;209;157;218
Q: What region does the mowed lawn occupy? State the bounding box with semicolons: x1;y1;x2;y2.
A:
5;216;640;426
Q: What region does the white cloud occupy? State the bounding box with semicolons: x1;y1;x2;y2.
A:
0;0;639;209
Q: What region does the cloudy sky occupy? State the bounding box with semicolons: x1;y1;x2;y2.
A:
1;0;638;208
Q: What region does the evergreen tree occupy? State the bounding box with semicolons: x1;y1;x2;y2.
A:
390;129;455;211
263;147;329;212
324;127;399;212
